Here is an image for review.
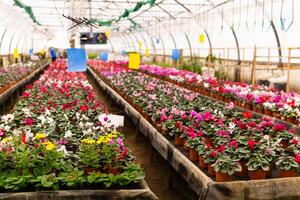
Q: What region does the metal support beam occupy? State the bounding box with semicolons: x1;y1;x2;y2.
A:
107;39;115;53
184;33;193;61
0;29;7;55
230;27;241;65
270;20;282;67
170;33;177;49
204;29;212;54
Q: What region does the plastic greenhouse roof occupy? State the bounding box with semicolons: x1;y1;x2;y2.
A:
0;0;299;56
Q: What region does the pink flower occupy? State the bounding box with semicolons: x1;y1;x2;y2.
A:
160;114;168;122
197;130;204;137
217;144;226;152
22;92;30;97
210;151;217;158
24;118;33;126
229;140;238;149
292;137;298;146
294;153;300;163
273;123;286;132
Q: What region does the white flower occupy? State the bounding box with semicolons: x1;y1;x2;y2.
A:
64;130;73;138
57;145;69;156
22;108;31;117
4;125;10;131
45;109;51;116
38;115;47;124
1;114;14;124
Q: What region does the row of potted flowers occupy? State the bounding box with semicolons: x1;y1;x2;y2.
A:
139;64;300;125
89;63;299;182
0;60;144;191
0;62;40;94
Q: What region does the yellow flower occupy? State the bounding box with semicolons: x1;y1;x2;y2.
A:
35;133;46;140
81;138;96;144
2;137;12;143
45;142;55;151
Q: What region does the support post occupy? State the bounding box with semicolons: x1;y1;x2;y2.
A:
286;48;291;92
251;47;257;85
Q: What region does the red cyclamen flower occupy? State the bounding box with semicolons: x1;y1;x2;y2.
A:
243;111;253;119
248;139;256;150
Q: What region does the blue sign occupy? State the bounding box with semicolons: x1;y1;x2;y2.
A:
156;38;160;44
29;48;33;56
67;48;87;72
121;50;126;56
171;49;180;61
100;52;109;61
50;48;57;59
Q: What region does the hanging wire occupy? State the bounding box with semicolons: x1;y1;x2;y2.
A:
252;0;258;31
261;0;265;31
285;0;294;32
219;1;224;34
236;0;242;30
245;0;250;31
267;0;274;30
280;0;285;30
231;0;235;30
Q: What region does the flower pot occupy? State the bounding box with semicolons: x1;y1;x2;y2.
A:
280;140;289;149
248;169;266;180
189;148;199;161
198;155;207;169
279;170;297;178
208;164;216;176
216;172;232;182
264;109;272;116
266;163;274;178
286;117;297;124
84;167;96;175
246;103;252;110
183;140;190;151
174;135;183;146
236;161;248;177
204;137;214;147
107;167;120;175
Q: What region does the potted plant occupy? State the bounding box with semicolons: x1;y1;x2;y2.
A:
196;142;208;169
246;153;270;180
204;149;218;176
186;137;204;162
78;143;100;174
212;155;242;182
276;153;299;178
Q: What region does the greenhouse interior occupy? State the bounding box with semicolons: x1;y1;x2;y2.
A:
0;0;300;200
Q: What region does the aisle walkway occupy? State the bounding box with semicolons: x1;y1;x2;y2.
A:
88;73;198;200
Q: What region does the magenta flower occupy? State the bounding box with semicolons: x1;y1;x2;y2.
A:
24;118;33;126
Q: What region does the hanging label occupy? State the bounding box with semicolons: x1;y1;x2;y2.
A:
138;41;142;49
105;30;111;38
129;52;140;69
145;48;149;57
67;48;87;72
199;34;205;43
14;48;19;59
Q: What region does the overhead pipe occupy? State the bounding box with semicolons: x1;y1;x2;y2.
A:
204;29;212;55
270;20;282;67
107;39;115;53
230;26;241;65
0;29;7;55
184;32;193;61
